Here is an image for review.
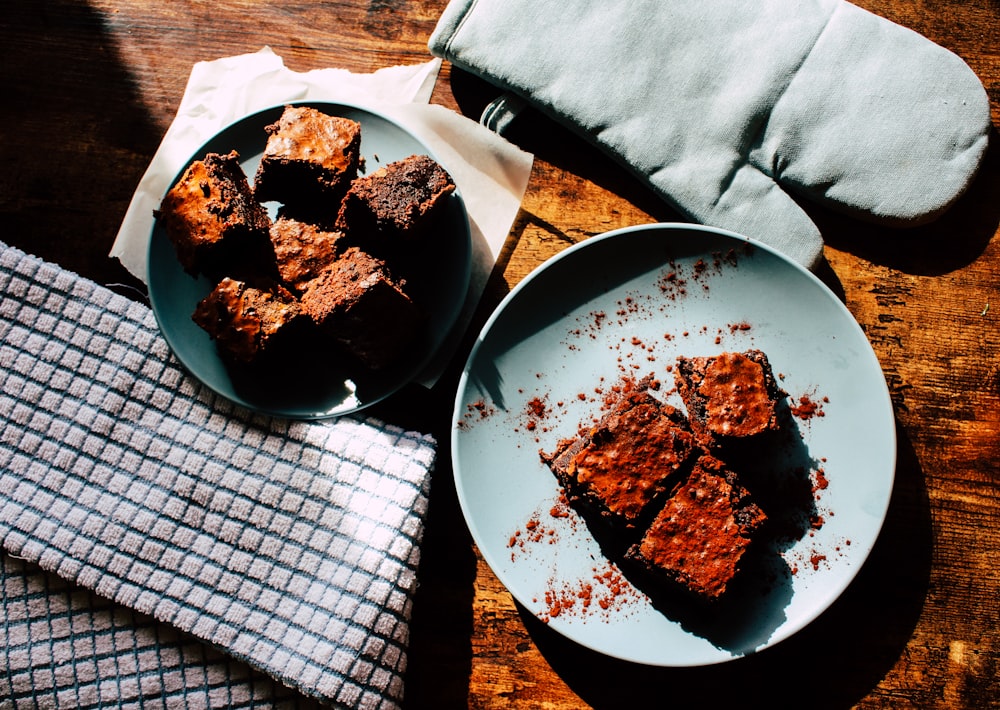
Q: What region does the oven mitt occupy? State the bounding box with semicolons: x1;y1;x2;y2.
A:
429;0;991;269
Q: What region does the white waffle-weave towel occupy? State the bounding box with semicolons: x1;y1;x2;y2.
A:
0;242;436;708
1;553;326;708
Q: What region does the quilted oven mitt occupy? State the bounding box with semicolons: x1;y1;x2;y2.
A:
429;0;991;269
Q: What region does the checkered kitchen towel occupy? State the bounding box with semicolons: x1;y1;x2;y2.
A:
0;242;436;709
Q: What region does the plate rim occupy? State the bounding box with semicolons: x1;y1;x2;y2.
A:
451;221;897;666
147;99;473;419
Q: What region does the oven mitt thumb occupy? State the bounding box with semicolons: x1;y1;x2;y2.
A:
429;0;990;269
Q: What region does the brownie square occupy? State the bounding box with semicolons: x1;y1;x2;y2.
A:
541;380;697;531
625;454;767;602
192;277;307;364
253;105;362;212
269;215;346;295
155;150;272;278
335;154;455;251
674;350;785;449
300;247;420;370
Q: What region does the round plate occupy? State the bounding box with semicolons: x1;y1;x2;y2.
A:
147;102;472;418
452;223;895;666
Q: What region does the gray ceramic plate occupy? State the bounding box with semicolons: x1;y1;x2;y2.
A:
148;102;471;418
452;223;895;666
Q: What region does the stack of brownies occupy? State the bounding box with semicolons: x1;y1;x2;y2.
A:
155;105;455;371
541;350;786;603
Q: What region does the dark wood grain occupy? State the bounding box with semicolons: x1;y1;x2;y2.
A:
2;0;997;707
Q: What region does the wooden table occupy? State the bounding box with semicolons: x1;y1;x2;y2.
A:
3;1;997;707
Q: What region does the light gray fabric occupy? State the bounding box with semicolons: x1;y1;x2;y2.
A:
1;553;322;708
429;0;991;269
0;242;436;708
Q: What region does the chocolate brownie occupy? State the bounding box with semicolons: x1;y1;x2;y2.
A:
674;350;785;449
253;105;362;211
335;154;455;250
155;150;272;277
192;277;307;364
624;454;767;602
300;247;420;370
541;379;697;531
269;215;346;294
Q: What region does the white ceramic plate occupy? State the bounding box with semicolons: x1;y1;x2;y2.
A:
452;223;895;666
148;102;471;418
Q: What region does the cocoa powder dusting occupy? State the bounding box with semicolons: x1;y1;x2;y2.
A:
791;393;828;420
536;561;641;623
457;398;496;429
526;396;548;418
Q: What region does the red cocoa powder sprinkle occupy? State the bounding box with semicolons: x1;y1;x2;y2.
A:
658;271;688;299
791;394;827;420
508;512;562;561
470;399;488;415
536;561;641;623
526;396;548;418
458;398;496;428
573;310;608;338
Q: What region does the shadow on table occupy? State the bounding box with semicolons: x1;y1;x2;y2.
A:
811;126;1000;277
385;383;479;710
1;0;156;296
399;457;479;709
517;421;931;708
